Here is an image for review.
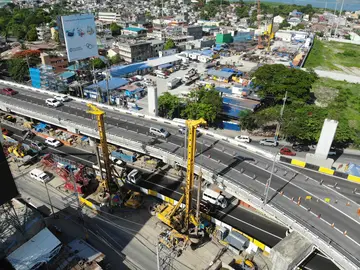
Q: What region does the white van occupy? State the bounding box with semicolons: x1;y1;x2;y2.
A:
202;188;227;209
29;169;50;183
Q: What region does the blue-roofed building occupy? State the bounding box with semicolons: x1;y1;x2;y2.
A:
122;27;147;37
84;77;129;102
59;71;76;83
110;62;151;77
206;69;235;82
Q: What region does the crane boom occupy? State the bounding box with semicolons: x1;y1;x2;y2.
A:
87;103;112;192
184;118;206;230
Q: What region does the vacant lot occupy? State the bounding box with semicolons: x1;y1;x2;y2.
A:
304;39;360;72
312;77;360;131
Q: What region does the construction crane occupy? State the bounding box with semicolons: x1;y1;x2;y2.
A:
8;130;33;157
152;118;206;237
86;104;112;193
257;0;264;50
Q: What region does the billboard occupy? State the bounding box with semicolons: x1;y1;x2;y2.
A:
61;14;98;62
0;142;19;205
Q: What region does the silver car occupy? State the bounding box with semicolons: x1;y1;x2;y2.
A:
259;139;278;147
149;127;170;138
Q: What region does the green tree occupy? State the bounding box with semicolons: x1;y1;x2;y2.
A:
26;27;38;41
158;92;182;119
110;22;122;36
182;87;222;125
54;30;60;44
90;58;106;69
110;54;122;65
279;20;290;29
8;58;28;82
238;110;258;131
252;64;318;103
164;39;176;50
235;5;250;18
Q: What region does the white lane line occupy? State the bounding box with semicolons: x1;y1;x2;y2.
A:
273;161;360;207
248;162;360;227
142;178;283;240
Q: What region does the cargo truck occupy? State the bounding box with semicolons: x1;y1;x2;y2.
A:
167;77;182;89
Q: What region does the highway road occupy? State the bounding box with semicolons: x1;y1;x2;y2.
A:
1;86;359;268
5;123;338;270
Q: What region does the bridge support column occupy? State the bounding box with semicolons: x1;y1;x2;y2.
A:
270;231;314;270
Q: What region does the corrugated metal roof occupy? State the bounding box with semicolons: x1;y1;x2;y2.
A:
85;77;128;92
207;69;234;79
110;62;150;77
7;228;61;270
147;55;181;67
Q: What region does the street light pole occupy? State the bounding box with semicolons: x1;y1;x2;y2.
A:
264;154;277;205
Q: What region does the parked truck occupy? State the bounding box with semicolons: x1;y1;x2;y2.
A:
167;77;182;89
111;150;137;163
184;74;200;86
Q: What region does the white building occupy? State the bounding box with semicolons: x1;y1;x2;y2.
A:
98;12;121;23
273;15;285;24
287;17;301;27
36;26;51;41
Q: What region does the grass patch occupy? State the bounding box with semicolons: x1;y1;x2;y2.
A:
312;78;360;143
304;39;360;70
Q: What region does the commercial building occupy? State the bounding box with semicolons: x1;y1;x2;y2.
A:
183;25;203;40
98;12;121;23
40;52;68;73
216;33;233;44
117;40;152;63
122;27;147;38
84;77;129;101
150;40;165;57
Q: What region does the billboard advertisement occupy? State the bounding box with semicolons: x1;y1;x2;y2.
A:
0;143;19;206
61;14;98;62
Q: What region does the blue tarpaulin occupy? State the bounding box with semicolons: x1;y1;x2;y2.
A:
345;163;360;177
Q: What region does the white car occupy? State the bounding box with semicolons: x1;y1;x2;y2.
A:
45;137;62;147
29;169;50;183
54;95;70;102
234;135;251;143
46;98;62;107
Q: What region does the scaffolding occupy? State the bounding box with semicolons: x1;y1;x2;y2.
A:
38;65;68;92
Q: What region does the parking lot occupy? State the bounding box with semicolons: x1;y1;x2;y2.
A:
136;57;258;113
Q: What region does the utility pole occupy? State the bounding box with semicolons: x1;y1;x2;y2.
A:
44;181;55;217
334;0;345;37
274;91;287;142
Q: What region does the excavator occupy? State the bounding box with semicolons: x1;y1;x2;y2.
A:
8;130;33;158
151;118;209;253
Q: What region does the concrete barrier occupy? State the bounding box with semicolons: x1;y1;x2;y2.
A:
0;80;275;161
